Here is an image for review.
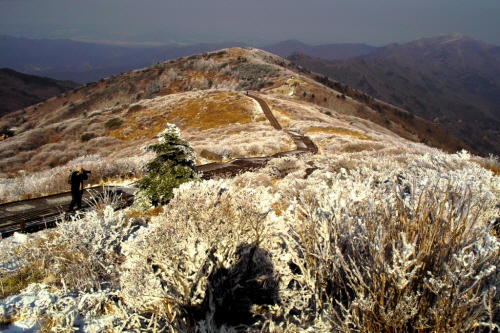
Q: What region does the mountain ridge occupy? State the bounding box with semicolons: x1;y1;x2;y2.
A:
261;39;377;60
287;33;500;156
0;68;80;118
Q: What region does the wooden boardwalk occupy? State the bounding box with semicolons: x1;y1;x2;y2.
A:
197;95;318;179
0;186;136;237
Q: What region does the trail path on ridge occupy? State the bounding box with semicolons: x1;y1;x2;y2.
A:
196;93;317;178
248;94;282;130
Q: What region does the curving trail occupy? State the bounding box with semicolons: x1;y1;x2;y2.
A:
196;93;317;179
248;94;282;130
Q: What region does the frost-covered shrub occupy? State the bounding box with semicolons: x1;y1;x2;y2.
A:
193;58;222;72
233;63;276;80
192;76;211;89
281;170;500;332
145;79;161;98
266;156;306;179
0;206;134;291
326;154;358;172
342;140;385;152
121;181;280;329
473;154;500;175
232;171;273;188
261;141;280;156
39;208;133;291
209;145;233;159
0;211;143;332
0;155;141;203
247;143;262;156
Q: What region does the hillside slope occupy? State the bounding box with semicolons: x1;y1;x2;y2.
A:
0;68;80;117
288;33;500;156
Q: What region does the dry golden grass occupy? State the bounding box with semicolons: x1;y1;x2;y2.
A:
163;92;258;131
0;266;46;299
304;126;373;140
110;92;258;141
109;108;169;141
226;48;247;59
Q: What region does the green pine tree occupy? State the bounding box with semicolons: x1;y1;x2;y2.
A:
134;124;200;209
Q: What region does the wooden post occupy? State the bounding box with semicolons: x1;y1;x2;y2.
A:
20;219;26;233
124;194;129;207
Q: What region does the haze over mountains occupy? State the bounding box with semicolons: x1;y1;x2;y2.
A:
288;33;500;156
0;34;248;84
0;34;377;84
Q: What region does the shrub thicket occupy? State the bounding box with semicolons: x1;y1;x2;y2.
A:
80;132;95;142
104;116;124;129
2;149;499;331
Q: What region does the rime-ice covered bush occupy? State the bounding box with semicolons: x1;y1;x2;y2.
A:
2;147;500;331
121;180;281;329
233;63;276;80
145;79;161;98
189;129;294;159
0;155;141;203
193;57;223;72
247;143;263;156
30;207;133;292
266;156;306;179
209;145;234;159
275;157;500;332
0;209;141;331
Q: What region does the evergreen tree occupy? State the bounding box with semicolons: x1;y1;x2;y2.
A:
134;124;200;209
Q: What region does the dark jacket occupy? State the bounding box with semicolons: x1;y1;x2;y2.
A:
70;171;88;192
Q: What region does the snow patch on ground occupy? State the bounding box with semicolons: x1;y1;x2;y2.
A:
0;284;123;332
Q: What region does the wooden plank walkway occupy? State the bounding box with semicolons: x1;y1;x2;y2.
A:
0;186;136;237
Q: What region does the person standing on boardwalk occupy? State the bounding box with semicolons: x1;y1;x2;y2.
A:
68;167;90;211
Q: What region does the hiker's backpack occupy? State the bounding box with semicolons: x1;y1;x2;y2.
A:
68;171;74;185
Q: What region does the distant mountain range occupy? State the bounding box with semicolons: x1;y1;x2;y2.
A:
0;35;249;83
0;68;80;117
0;35;377;84
263;39;377;60
288;33;500;156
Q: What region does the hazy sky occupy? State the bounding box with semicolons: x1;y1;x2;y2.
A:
1;0;499;47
